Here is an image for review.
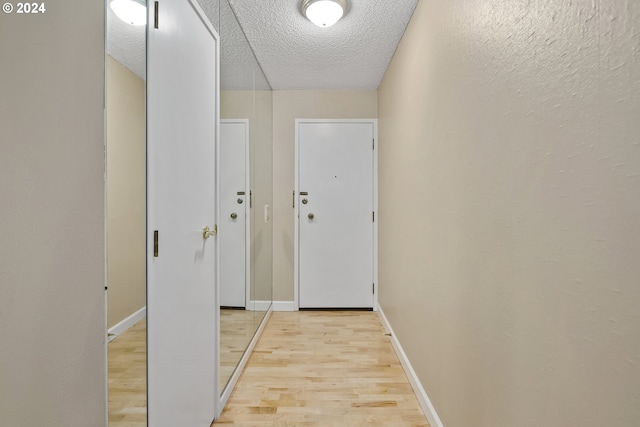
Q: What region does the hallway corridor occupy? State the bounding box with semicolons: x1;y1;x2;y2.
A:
215;311;429;426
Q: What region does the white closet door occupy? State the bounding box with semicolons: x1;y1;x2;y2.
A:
147;0;219;425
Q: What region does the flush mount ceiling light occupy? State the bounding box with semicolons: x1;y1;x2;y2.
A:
110;0;146;26
301;0;348;28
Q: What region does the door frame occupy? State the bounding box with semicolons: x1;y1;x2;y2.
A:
220;119;251;309
293;119;378;311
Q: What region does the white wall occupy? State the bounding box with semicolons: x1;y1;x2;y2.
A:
0;0;106;425
272;90;377;301
378;1;640;426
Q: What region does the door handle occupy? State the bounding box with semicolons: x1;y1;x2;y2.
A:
230;212;237;219
203;225;216;239
308;213;315;220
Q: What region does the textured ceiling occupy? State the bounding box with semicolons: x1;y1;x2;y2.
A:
107;0;418;90
107;4;146;80
228;0;419;90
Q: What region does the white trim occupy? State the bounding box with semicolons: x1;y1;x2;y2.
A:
107;306;146;342
272;300;296;311
248;300;272;311
294;119;378;310
294;121;300;310
377;307;444;427
372;120;379;312
218;308;272;416
213;9;222;417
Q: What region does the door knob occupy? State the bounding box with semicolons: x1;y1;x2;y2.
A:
230;212;237;219
302;198;308;204
237;198;243;204
308;213;315;220
203;225;216;239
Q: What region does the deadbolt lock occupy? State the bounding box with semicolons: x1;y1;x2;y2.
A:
237;198;243;204
302;198;308;204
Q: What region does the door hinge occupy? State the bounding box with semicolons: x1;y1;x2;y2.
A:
372;211;375;222
372;138;375;149
292;190;295;208
154;1;159;29
373;283;375;294
153;230;159;257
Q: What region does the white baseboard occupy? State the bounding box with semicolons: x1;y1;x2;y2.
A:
378;306;444;427
248;300;272;311
107;306;146;342
272;300;296;311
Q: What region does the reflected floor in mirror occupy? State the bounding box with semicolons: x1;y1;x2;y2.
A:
107;311;261;426
220;308;261;391
214;311;429;426
108;321;146;427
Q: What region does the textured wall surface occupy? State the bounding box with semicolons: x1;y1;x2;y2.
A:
378;1;640;426
272;90;377;301
0;0;107;425
107;56;146;329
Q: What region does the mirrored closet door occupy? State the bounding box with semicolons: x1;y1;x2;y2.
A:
217;0;274;404
106;0;272;424
106;0;147;424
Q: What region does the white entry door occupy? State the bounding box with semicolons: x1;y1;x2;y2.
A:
220;120;249;308
147;0;219;425
296;120;377;309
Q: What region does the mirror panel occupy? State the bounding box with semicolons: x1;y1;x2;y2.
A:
106;0;272;422
218;0;273;394
106;1;147;425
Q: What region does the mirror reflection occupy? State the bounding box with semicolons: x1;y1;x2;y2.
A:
106;0;272;424
106;1;146;426
218;0;273;394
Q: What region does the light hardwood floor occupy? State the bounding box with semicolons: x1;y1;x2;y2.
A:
214;311;430;427
220;308;265;390
108;321;147;427
108;311;429;426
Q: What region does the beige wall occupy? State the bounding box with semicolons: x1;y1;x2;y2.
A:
221;90;273;303
272;90;377;301
378;1;640;426
107;56;146;328
0;1;106;425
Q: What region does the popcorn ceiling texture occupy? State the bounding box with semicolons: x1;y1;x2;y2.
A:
108;0;270;89
107;4;146;79
229;0;419;89
107;0;418;90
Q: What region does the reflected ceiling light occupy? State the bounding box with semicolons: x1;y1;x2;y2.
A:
301;0;348;28
110;0;146;26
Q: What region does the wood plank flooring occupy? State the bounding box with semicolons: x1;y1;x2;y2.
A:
214;311;429;427
108;321;147;427
220;308;265;390
108;311;429;426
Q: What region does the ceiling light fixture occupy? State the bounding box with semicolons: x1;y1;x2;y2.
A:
110;0;147;26
301;0;348;28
